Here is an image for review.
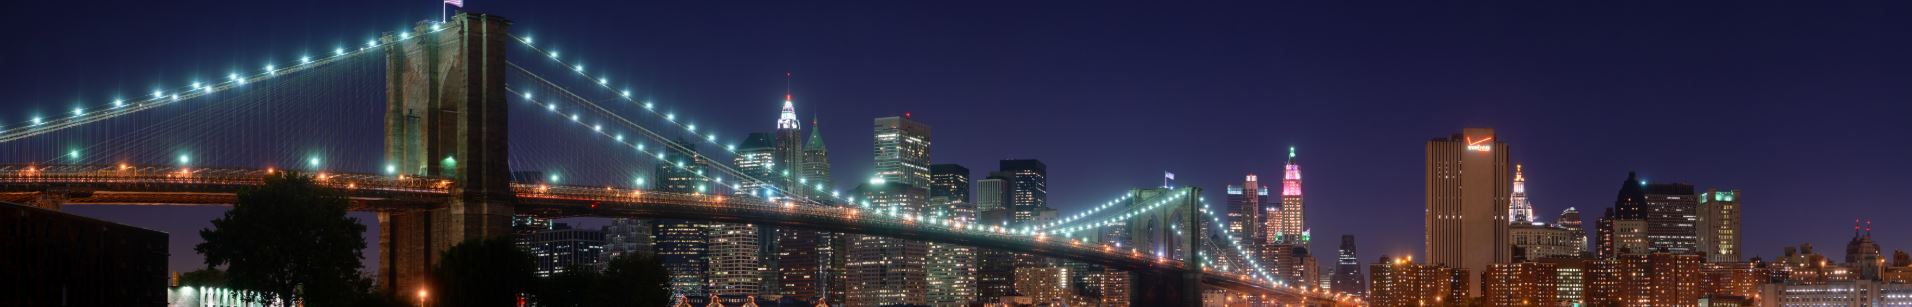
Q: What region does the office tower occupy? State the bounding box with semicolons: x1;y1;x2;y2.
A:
873;115;931;187
1014;266;1075;305
778;117;835;304
1557;207;1587;257
708;222;762;302
1599;172;1650;258
1483;262;1558;307
927;164;977;306
1279;147;1308;245
975;208;1018;303
525;223;608;277
1849;220;1885;281
601;218;652;266
1644;182;1699;254
1332;235;1367;297
653;138;711;298
1759;280;1912;306
931;164;972;203
776;88;805;191
999;159;1049;223
1509;164;1535;224
1425;128;1511;281
1511;222;1580;261
1368;256;1470;307
1225;174;1269;252
846;181;930;307
736;133;778;198
1697;188;1742;263
975;176;1007;213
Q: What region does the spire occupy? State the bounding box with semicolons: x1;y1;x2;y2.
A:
777;72;800;130
804;115;827;151
1510;164;1535;224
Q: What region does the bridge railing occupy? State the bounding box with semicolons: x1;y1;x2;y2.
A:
0;164;452;195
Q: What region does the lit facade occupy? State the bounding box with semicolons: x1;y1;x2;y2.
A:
708;222;762;301
1368;255;1469;307
1645;183;1701;255
1509;164;1536;224
525;224;607;277
1483;262;1558;306
926;164;977;306
653;138;711;298
1757;280;1912;307
845;181;929;307
872;115;931;187
1332;235;1368;298
1277;147;1307;245
1225;174;1268;254
1697;188;1742;263
1512;222;1582;260
1425;128;1511;283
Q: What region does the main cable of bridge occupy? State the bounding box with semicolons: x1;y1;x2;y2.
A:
0;23;452;143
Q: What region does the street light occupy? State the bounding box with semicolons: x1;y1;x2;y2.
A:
417;288;428;307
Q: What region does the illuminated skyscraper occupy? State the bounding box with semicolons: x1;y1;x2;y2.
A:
1558;207;1588;257
1225;174;1268;251
1644;182;1699;254
927;164;977;306
1278;147;1308;245
653;138;711;298
1332;235;1367;297
792;116;843;305
999;159;1049;223
708;222;762;302
735;133;777;198
1509;164;1535;224
873;115;931;187
1697;188;1741;263
847;181;929;307
1599;172;1650;258
1425;128;1511;283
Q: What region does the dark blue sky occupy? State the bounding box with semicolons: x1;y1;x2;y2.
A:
6;1;1909;273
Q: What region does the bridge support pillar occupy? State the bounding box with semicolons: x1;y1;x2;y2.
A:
377;11;516;296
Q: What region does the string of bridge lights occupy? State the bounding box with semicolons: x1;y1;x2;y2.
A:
504;33;876;208
1197;198;1287;287
0;23;452;143
1040;189;1188;236
1032;190;1138;232
504;64;864;208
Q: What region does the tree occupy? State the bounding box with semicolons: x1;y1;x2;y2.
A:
194;172;367;304
596;253;674;307
434;236;537;306
528;253;674;307
176;267;229;288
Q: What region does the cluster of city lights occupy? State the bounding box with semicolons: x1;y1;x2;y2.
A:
1197;198;1289;287
0;23;451;143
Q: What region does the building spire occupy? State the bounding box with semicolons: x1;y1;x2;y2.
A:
1510;164;1534;223
1282;147;1302;196
777;72;800;130
805;115;826;151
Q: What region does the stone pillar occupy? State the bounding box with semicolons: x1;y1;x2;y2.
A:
378;12;515;295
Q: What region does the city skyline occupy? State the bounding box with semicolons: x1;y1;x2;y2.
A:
6;0;1908;280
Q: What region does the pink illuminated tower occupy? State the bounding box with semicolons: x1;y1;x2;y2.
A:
1278;146;1307;245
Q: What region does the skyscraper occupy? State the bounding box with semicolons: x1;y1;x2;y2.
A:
1599;172;1651;258
708;222;762;302
873;115;931;188
927;164;977;306
1509;164;1536;224
1278;147;1308;245
1425;128;1511;282
1225;174;1268;252
600;218;652;268
847;181;930;307
789;116;840;304
999;159;1049;223
1643;182;1698;254
848;115;932;307
974;174;1016;303
1697;188;1741;263
525;223;607;277
1557;207;1588;257
1848;220;1885;281
1333;235;1367;298
735;133;778;198
975;176;1007;213
653;138;711;298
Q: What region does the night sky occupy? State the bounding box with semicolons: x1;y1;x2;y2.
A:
4;1;1909;274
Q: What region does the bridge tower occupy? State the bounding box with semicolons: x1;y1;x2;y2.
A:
1124;187;1204;306
376;12;516;295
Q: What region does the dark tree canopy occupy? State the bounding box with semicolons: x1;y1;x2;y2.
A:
194;172;367;304
434;236;538;307
530;253;675;307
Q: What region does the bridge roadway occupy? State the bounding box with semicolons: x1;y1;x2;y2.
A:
0;164;1362;306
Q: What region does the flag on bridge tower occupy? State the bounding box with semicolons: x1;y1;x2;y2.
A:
444;0;463;7
1164;171;1176;188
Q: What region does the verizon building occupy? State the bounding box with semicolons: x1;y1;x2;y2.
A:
1425;127;1511;289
